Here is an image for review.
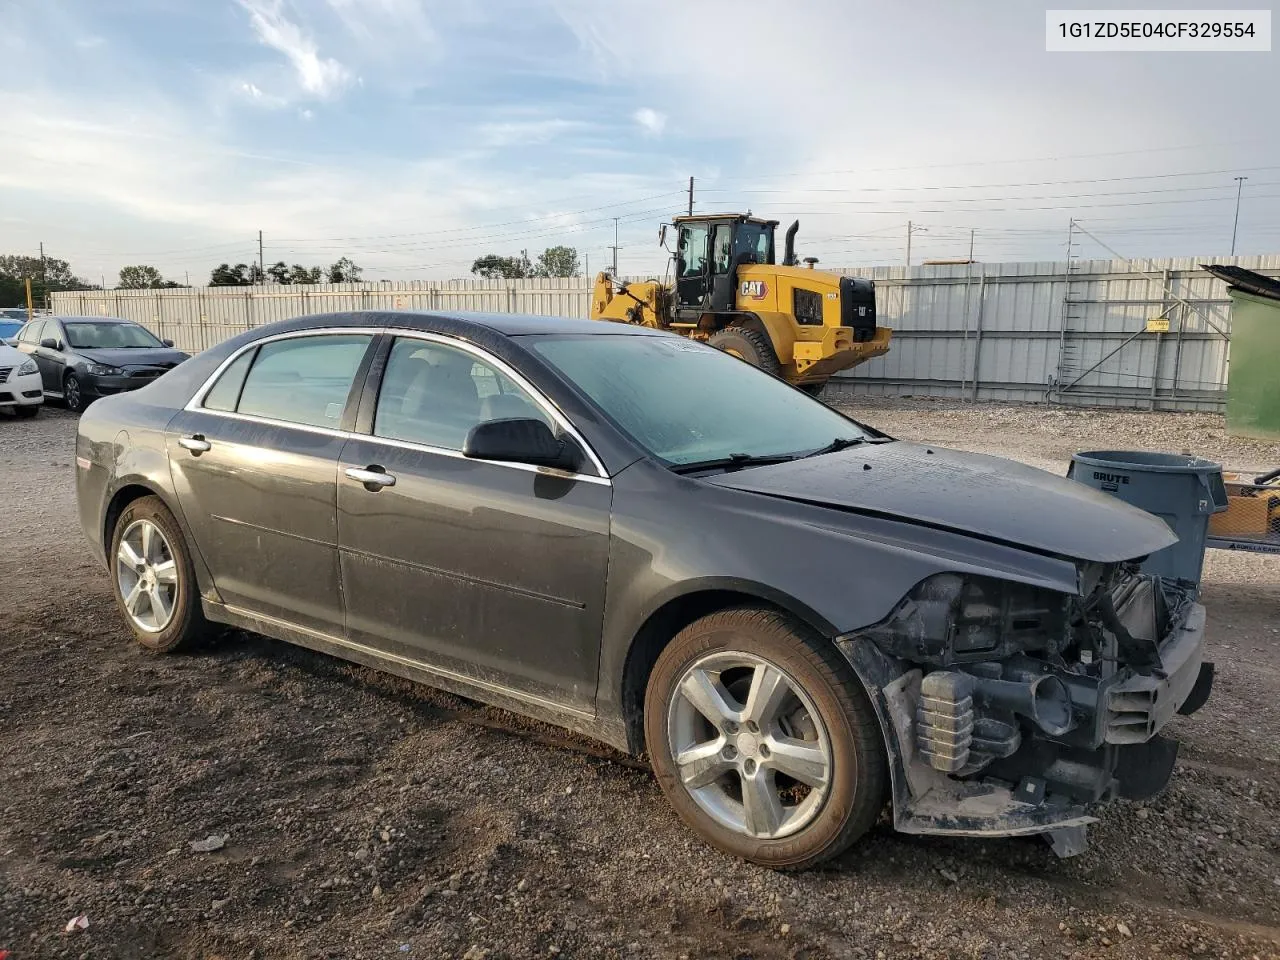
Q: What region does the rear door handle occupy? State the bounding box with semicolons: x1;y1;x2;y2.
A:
345;466;396;490
178;435;211;454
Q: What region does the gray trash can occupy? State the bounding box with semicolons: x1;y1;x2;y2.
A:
1067;451;1228;587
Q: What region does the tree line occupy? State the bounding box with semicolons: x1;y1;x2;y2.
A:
1;242;584;308
470;246;581;279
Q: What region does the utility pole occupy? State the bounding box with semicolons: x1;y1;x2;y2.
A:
258;230;265;284
1231;176;1247;256
609;218;620;274
38;242;47;308
687;176;694;216
584;253;589;279
968;229;975;262
906;221;926;266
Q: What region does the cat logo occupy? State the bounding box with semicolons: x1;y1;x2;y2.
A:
739;280;768;300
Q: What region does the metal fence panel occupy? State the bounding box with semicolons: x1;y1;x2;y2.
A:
51;256;1280;411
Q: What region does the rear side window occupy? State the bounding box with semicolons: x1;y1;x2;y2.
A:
201;347;257;412
234;334;373;428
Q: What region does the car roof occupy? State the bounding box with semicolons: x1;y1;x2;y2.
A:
48;321;135;330
278;310;670;338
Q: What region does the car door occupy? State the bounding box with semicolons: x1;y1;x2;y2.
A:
336;333;612;711
34;319;69;393
14;320;47;388
166;330;377;636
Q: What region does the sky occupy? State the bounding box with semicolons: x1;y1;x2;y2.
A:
0;0;1277;285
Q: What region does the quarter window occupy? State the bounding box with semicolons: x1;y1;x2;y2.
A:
234;334;372;428
202;347;257;412
374;338;551;450
17;320;44;344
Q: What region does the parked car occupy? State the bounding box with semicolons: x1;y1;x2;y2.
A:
0;307;29;345
13;315;188;412
0;338;43;417
75;311;1213;868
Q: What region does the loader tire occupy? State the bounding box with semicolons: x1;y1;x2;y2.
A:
709;328;782;378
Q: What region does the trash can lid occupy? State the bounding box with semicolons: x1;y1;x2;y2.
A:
1072;450;1223;474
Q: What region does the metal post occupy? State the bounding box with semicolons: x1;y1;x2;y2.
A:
688;176;694;216
968;229;975;262
1230;176;1247;255
1150;268;1169;410
258;230;265;283
970;275;986;402
906;221;912;266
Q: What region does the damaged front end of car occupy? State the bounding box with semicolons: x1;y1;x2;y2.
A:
836;563;1215;857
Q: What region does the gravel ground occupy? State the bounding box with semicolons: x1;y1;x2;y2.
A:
1;400;1278;960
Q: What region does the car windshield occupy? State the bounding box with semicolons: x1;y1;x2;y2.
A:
64;321;164;349
529;334;872;466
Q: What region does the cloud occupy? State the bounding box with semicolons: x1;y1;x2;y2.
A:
236;0;351;99
74;36;105;49
475;118;584;148
325;0;434;43
632;107;666;137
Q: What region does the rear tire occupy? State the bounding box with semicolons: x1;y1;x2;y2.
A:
708;328;782;378
14;405;39;418
798;382;826;397
109;495;211;654
644;606;887;869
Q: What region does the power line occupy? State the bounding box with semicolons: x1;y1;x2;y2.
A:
273;191;683;244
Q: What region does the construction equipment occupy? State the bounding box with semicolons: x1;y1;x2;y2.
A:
589;213;891;392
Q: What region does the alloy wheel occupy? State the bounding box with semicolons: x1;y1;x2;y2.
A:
115;519;179;633
666;651;832;840
66;375;82;411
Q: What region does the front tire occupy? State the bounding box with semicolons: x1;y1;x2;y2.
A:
644;606;887;869
708;328;782;378
64;372;89;413
109;495;211;653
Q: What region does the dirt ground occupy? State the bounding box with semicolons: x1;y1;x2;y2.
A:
1;399;1278;960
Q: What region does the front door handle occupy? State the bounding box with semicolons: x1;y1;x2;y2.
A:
178;434;211;454
345;465;396;490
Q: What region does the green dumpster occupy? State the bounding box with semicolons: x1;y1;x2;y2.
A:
1203;264;1280;441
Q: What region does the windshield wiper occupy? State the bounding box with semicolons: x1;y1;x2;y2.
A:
801;436;868;459
669;452;800;475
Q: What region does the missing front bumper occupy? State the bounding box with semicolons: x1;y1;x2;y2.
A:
837;599;1212;857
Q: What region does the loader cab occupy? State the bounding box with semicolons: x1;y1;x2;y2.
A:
672;214;778;317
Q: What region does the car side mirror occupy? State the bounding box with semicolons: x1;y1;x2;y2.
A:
40;337;60;350
163;338;174;347
463;418;583;473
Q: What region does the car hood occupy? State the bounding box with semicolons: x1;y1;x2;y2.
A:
0;342;27;364
77;347;189;367
703;441;1177;563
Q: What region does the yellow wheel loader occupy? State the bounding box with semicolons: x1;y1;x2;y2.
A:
589;213;891;392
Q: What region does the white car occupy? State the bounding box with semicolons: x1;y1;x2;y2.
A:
0;340;43;418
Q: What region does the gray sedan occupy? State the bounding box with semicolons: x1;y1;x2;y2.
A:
74;311;1212;868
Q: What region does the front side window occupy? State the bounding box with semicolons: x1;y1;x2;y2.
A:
678;223;709;278
235;334;372;428
64;322;164;349
530;334;870;466
374;338;551;450
711;223;734;275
